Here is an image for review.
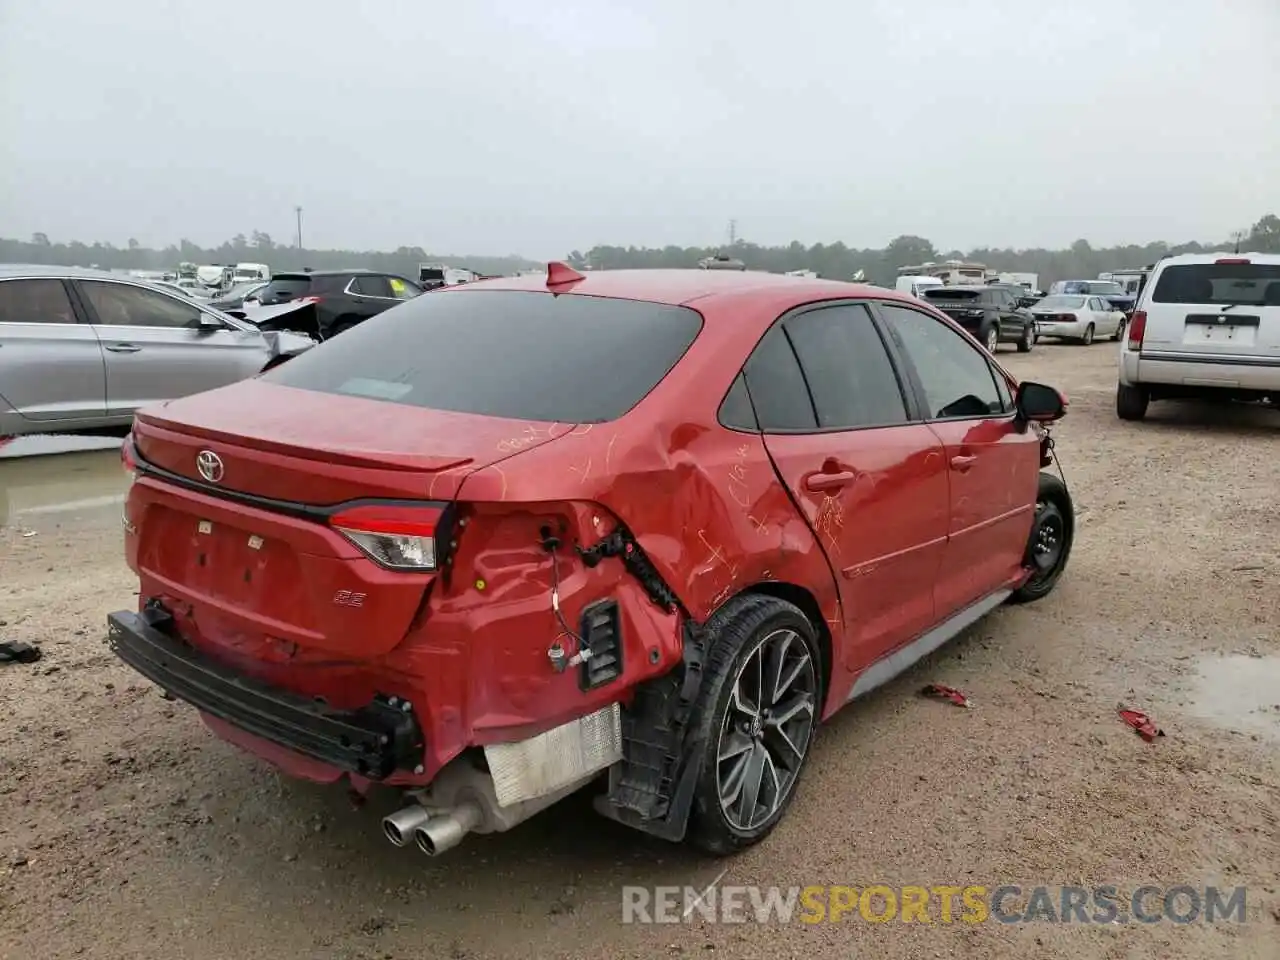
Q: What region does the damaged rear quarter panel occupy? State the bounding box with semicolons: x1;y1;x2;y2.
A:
449;289;848;716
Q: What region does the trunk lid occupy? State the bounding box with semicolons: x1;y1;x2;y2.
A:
128;380;574;659
132;378;567;504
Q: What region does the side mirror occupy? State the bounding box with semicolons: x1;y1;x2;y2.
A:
1015;381;1066;422
196;313;225;333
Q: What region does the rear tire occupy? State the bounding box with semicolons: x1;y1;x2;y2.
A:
686;595;822;856
1113;319;1126;341
1116;382;1149;421
983;324;1000;354
1016;322;1034;353
325;319;359;340
1080;324;1095;346
1008;472;1073;605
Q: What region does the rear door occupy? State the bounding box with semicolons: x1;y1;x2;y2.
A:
345;274;403;321
0;277;107;422
744;303;950;671
77;279;268;417
1140;258;1280;361
875;302;1040;617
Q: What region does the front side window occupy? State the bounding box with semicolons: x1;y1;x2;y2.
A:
0;279;77;324
387;276;421;300
879;304;1005;419
80;281;204;328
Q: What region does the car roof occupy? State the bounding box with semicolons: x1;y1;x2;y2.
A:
271;269;389;279
1152;252;1280;266
924;284;988;293
451;268;922;310
0;263;140;281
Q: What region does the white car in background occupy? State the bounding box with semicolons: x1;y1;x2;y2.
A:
1117;252;1280;420
1030;294;1125;344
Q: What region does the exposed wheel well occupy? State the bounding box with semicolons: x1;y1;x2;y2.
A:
736;581;833;702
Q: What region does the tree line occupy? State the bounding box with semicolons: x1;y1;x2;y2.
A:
5;213;1277;288
567;214;1280;287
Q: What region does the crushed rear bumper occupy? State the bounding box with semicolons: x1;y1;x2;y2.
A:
106;606;424;779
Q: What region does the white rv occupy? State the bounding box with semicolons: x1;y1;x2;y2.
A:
232;262;271;283
895;275;945;298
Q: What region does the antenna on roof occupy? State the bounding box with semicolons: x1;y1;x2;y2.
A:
546;261;585;288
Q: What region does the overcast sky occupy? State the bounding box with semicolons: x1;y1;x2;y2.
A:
1;0;1276;258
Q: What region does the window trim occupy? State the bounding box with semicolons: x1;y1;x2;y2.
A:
716;298;925;436
344;274;421;301
869;299;1018;423
72;277;252;332
0;277;88;327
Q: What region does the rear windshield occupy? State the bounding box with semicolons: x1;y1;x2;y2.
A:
261;289;703;422
1035;296;1086;309
1150;263;1280;306
923;288;980;301
256;276;312;303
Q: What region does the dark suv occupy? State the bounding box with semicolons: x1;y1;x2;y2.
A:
247;270;423;340
920;285;1036;353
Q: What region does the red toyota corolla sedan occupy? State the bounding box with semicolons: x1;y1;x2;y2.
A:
109;265;1073;858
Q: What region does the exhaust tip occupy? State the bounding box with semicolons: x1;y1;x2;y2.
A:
381;805;433;847
383;819;405;846
413;825;438;856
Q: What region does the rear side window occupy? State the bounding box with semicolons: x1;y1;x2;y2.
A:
741;326;818;431
256;276;313;303
1150;263;1280;306
719;373;759;431
784;304;908;429
262;290;701;423
0;279;77;324
350;275;393;297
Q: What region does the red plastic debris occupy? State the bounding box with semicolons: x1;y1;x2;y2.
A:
1118;706;1164;742
920;683;970;708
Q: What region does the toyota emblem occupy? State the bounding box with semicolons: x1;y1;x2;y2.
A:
196;450;224;483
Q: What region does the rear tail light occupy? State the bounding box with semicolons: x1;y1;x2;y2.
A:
1127;310;1147;351
294;296;323;306
329;503;448;571
121;436;137;480
1214;258;1250;265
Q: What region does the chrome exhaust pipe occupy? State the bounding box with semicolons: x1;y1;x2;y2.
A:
413;801;484;856
382;805;434;847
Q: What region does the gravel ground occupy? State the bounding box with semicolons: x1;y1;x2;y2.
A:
1;342;1277;960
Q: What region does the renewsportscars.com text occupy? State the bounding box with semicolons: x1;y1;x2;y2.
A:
621;884;1249;925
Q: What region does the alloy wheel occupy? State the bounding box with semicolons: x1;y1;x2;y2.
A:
716;628;817;832
985;327;999;353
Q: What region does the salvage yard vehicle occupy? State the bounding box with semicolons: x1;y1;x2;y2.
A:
920;284;1037;353
1117;252;1280;421
0;266;315;439
241;269;423;339
1030;294;1126;344
107;265;1074;858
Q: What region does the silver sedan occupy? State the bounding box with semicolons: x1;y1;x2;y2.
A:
0;265;315;438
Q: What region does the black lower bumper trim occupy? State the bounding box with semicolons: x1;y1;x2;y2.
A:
106;607;423;780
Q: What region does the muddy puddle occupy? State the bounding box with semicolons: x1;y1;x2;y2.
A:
0;446;129;530
1185;654;1280;741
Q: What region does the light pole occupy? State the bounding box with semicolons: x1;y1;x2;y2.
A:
295;206;303;251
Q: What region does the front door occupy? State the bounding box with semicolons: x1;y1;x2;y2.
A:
76;280;266;416
875;302;1041;618
0;277;107;423
742;303;950;673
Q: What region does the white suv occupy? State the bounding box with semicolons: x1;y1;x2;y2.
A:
1116;252;1280;420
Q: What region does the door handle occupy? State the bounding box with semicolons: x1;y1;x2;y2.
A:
950;454;977;471
804;470;856;492
105;343;141;353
